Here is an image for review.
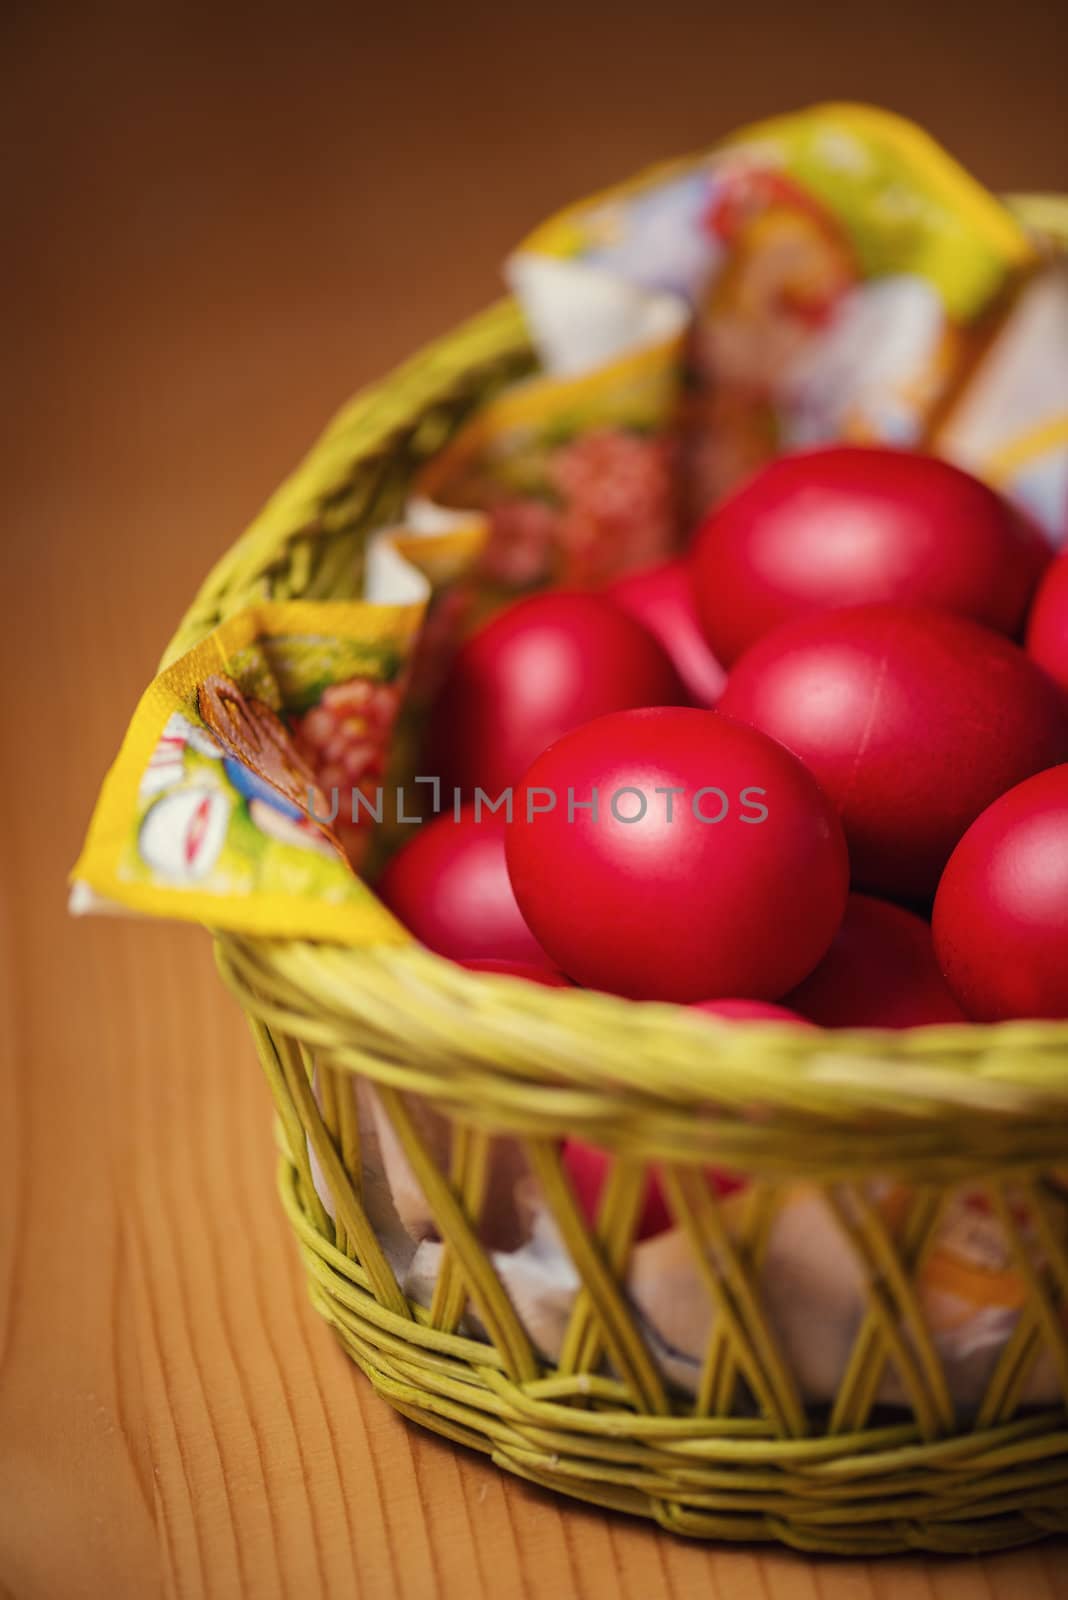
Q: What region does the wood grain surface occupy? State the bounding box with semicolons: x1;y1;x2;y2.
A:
2;5;1067;1596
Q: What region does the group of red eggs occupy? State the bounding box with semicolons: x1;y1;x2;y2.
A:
377;445;1068;1232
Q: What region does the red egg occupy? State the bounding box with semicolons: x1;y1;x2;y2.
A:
505;707;849;1003
1027;550;1068;697
719;604;1068;901
563;997;811;1233
377;806;552;967
691;997;813;1025
563;1139;747;1241
459;959;571;986
563;1140;673;1239
786;893;965;1028
693;446;1050;665
933;764;1068;1020
608;558;727;706
424;591;684;797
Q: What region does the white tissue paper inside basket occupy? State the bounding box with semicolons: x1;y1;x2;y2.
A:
309;1076;1067;1415
506;253;691;377
935;261;1068;541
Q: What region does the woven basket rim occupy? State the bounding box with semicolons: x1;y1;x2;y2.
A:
175;192;1068;1136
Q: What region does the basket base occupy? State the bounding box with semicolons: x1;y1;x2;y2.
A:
281;1160;1068;1557
327;1314;1066;1555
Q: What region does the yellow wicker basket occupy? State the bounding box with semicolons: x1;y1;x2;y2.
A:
166;196;1068;1557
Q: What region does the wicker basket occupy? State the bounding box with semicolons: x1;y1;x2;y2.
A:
166;197;1068;1557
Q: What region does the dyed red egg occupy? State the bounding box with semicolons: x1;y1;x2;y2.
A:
424;591;684;797
505;707;849;1003
693;446;1050;665
691;997;812;1025
563;998;810;1234
786;893;965;1028
719;604;1068;901
563;1143;747;1241
932;764;1068;1021
562;1141;673;1239
459;959;570;986
377;806;552;967
608;558;727;706
1027;550;1068;697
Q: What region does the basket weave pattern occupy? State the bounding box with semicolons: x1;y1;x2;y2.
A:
171;207;1068;1555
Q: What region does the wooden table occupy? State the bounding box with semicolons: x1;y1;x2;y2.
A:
3;6;1067;1595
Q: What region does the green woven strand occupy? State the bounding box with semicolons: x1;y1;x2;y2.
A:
427;1124;491;1336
